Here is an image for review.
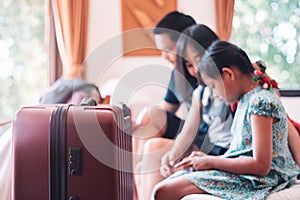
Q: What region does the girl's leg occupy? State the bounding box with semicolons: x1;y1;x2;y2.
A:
153;175;205;200
135;138;174;200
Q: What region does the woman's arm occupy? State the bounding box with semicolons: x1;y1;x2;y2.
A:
176;114;273;176
170;88;202;155
160;88;202;177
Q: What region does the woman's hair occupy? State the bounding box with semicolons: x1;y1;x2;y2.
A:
174;24;219;103
198;40;254;79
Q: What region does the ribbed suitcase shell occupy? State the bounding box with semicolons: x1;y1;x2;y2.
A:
12;104;133;200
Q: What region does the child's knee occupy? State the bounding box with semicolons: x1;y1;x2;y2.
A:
152;182;170;200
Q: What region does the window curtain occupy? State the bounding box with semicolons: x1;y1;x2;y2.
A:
46;0;62;85
215;0;235;41
49;0;89;80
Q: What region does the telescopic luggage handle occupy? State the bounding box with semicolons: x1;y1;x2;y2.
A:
79;98;97;106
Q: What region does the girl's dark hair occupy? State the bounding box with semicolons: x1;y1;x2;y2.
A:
198;40;254;79
174;24;219;103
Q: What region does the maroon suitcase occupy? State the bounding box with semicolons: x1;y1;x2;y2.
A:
12;104;133;200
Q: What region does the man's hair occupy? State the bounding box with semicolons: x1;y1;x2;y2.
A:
152;11;196;42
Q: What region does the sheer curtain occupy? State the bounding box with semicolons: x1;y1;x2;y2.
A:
48;0;89;81
215;0;235;40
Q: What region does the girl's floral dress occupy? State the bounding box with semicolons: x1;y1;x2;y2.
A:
184;86;300;200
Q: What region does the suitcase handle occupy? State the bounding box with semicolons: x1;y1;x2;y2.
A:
79;97;97;106
121;103;130;118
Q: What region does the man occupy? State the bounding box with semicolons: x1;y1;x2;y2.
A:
133;11;196;163
133;11;196;200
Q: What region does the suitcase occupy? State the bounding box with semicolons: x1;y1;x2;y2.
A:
12;103;133;200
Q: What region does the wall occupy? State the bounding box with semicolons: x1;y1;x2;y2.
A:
85;0;216;85
281;97;300;122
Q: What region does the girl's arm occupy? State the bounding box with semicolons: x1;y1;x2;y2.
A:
176;114;273;176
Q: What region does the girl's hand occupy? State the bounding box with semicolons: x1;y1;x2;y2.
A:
188;151;206;157
174;152;211;171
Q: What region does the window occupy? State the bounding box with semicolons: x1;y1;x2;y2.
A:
231;0;300;93
0;0;47;121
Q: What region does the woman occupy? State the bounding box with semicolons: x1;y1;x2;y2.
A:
134;24;233;200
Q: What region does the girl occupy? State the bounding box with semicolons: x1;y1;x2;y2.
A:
135;25;233;200
152;40;300;200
